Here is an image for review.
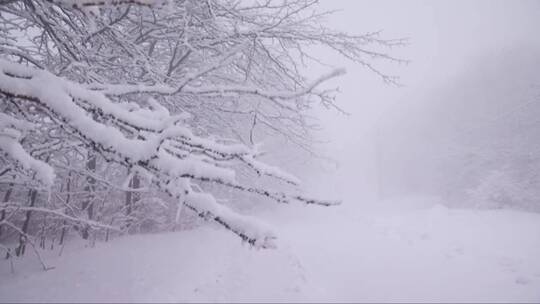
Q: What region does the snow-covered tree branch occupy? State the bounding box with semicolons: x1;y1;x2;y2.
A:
0;0;400;251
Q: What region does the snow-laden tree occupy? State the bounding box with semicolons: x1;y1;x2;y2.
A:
0;0;402;252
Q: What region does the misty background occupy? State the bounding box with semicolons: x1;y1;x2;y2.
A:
301;0;540;210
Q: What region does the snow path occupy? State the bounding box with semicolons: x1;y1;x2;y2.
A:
1;201;540;302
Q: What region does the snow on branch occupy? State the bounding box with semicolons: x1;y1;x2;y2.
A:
0;59;337;247
0;113;55;187
89;68;347;103
45;0;169;8
184;192;276;249
0;136;55;187
0;203;119;231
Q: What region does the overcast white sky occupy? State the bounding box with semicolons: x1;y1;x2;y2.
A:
304;0;540;204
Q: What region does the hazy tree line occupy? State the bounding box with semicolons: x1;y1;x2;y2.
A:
378;45;540;212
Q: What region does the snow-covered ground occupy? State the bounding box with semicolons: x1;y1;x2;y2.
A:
1;198;540;303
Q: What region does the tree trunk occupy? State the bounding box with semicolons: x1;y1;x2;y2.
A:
81;155;96;240
0;184;13;239
15;188;38;256
59;173;72;245
125;173;140;231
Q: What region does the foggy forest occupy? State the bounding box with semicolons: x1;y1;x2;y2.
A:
1;0;539;302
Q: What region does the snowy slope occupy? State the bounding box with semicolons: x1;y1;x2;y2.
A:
1;200;540;303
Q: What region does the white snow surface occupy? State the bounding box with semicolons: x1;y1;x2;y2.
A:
1;198;539;303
